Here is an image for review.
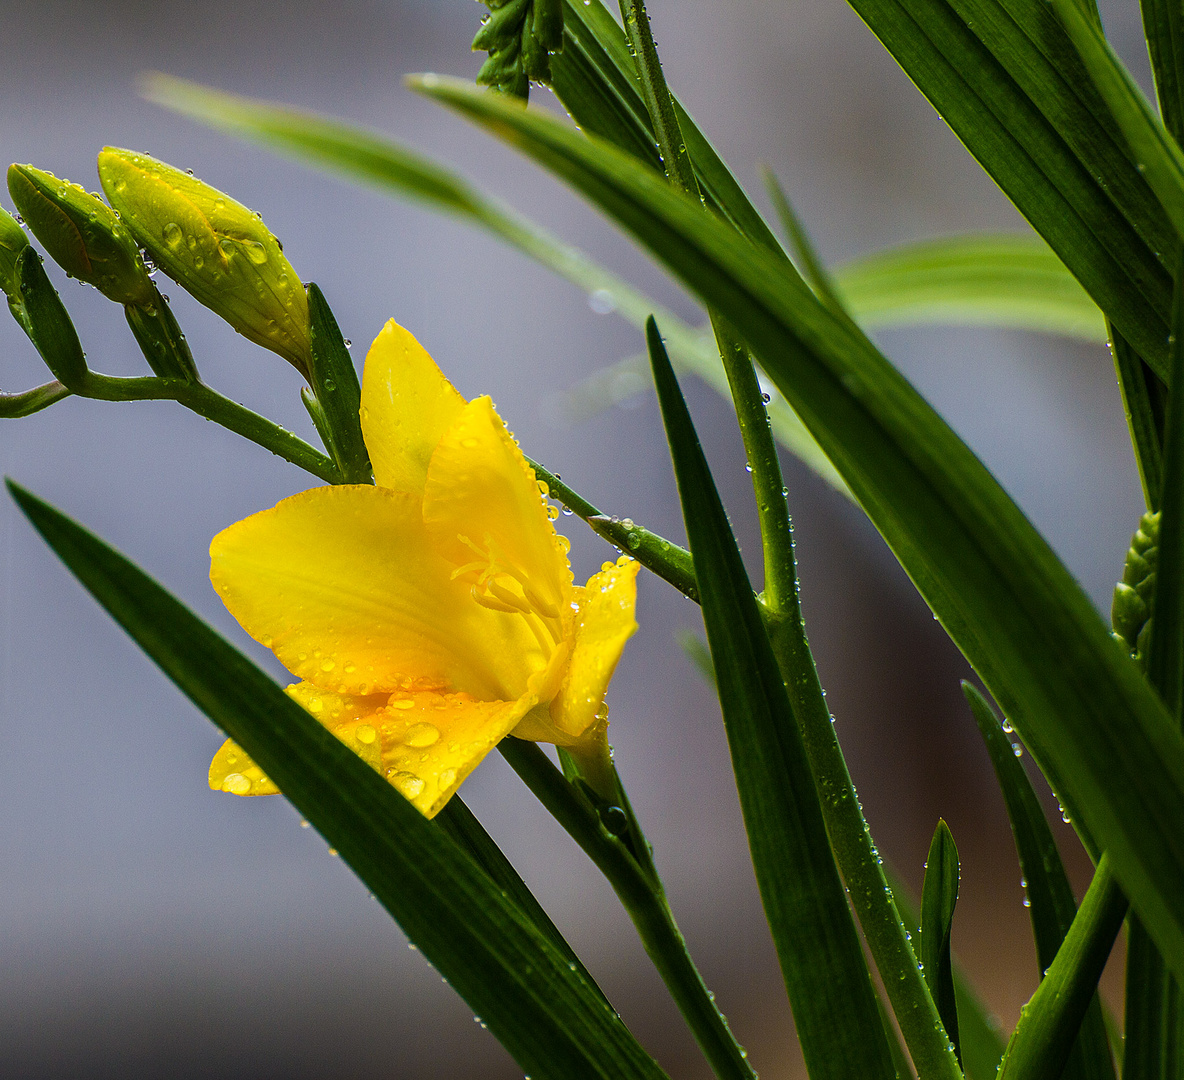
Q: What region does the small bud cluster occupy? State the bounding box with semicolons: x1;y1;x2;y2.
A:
1112;509;1159;668
472;0;564;99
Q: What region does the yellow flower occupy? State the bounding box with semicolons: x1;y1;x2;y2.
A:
208;320;639;817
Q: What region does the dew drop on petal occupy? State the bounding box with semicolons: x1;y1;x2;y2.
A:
356;724;377;745
222;773;252;795
403;722;440;748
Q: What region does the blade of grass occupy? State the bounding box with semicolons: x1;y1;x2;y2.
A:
646;316;908;1080
6;481;667;1080
414;76;1184;978
1110;325;1166;511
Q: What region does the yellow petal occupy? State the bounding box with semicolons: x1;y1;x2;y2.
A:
209;683;391;796
210;485;546;701
375;689;536;817
360;320;467;493
209;738;278;795
549;557;640;739
423;397;573;622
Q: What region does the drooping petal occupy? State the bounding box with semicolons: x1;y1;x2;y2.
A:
360;320;466;493
549;556;640;739
210;485;546;701
210;738;279;795
209;682;391;796
423;396;573;621
374;688;537;817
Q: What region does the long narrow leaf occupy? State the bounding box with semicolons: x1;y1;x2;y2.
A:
140;73;847;496
414;76;1184;978
833;235;1107;342
921;820;962;1066
964;684;1115;1080
6;481;667;1080
842;0;1177;374
645;320;901;1080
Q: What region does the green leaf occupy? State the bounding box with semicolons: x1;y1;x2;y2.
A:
645;317;903;1080
138;73;847;496
889;869;1007;1080
306;283;372;485
920;820;962;1067
6;480;667;1080
413;75;1184;982
1141;0;1184;144
964;684;1115;1080
996;859;1127;1080
833;234;1107;343
0;380;69;418
1111;326;1166;512
1125;254;1184;1080
841;0;1177;375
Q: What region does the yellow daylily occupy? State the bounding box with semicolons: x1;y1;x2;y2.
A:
208;320;640;817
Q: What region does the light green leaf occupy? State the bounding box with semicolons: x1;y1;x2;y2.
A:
413;74;1184;981
6;480;667;1080
833;235;1107;343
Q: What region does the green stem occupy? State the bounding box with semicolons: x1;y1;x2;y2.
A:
1110;323;1165;512
500;738;757;1080
75;370;340;483
526;456;698;599
0;380;70;418
618;0;797;616
997;857;1128;1080
763;603;962;1080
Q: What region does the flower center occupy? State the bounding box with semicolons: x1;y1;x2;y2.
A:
450;534;562;652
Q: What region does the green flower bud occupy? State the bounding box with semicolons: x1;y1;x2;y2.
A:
7;164;156;308
97;148;310;376
0;205;30;307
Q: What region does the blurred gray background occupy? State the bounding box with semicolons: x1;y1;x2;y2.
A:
0;0;1151;1076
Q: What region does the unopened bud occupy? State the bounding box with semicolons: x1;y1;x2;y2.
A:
97;148;310;376
7;164;156;308
0;205;30;307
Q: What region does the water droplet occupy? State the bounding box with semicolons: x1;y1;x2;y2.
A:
389;770;426;799
588;288;616;314
328;847;339;856
439;768;457;788
162;222;183;249
344;339;352;348
321;659;336;672
1001;719;1014;733
1012;742;1023;758
243;241;268;265
403;722;440;748
300;819;311;828
390;699;414;711
221;772;251;795
356;724;377;745
562;506;574;516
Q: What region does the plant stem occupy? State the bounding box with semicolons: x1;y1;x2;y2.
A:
75;370;340;482
500;738;757;1080
0;380;70;418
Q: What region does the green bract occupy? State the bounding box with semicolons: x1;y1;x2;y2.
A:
6;164;156;308
0;205;29;307
97;147;311;376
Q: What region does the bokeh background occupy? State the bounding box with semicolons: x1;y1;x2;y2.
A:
0;0;1153;1075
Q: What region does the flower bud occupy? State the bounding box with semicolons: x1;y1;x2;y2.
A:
97;148;310;376
6;164;156;308
0;205;30;308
